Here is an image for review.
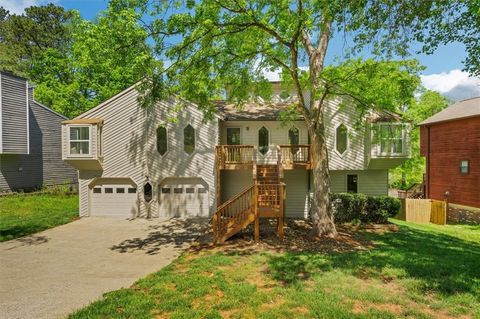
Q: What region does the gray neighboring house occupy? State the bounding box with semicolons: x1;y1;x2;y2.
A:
0;71;77;192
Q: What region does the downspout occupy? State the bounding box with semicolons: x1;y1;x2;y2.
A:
426;126;431;199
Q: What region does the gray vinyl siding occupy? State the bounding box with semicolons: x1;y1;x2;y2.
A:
1;73;29;154
73;87;219;217
30;102;77;186
329;170;389;196
0;100;77;192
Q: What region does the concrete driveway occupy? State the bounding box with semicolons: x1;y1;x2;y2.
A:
0;217;207;319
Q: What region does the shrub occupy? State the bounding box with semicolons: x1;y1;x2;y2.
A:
331;193;400;224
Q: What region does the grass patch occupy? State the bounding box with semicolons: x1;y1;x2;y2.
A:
69;220;480;319
0;194;79;241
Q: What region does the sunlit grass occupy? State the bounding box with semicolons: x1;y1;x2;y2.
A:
0;194;79;241
69;220;480;318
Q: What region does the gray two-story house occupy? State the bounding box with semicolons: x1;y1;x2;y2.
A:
61;81;410;232
0;72;76;192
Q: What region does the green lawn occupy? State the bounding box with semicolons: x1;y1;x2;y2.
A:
0;194;79;241
69;220;480;319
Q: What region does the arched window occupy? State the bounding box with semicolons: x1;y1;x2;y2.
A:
258;126;269;155
184;124;195;154
156;126;167;155
336;124;348;154
144;182;153;203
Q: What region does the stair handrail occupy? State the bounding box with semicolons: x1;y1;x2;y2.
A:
212;184;256;244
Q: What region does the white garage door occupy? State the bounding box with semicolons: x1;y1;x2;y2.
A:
90;182;138;218
158;178;209;217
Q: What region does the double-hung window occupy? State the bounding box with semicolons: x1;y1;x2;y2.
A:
69;126;90;155
378;124;404;154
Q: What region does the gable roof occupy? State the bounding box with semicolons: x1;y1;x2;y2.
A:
419;97;480;126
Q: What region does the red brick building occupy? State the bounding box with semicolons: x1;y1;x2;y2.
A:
419;97;480;208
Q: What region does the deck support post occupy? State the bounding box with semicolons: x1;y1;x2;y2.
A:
277;183;286;238
254;183;259;242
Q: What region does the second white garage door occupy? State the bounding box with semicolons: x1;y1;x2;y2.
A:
90;180;138;218
158;178;209;217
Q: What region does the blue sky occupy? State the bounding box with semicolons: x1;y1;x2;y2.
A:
2;0;479;100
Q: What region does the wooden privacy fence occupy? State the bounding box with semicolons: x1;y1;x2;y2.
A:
397;198;447;225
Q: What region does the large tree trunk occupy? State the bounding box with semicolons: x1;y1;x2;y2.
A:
308;115;337;238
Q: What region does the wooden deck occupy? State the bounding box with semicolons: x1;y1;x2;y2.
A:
212;144;309;243
215;145;312;170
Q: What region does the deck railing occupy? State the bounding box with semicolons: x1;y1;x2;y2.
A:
212;184;256;244
257;183;285;209
278;144;311;166
212;182;286;244
216;145;255;168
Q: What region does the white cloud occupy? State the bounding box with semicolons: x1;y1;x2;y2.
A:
262;66;308;82
421;69;480;101
0;0;56;14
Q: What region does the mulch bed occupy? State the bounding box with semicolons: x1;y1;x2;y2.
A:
191;218;399;255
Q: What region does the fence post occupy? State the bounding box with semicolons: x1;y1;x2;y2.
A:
397;190;407;220
443;200;448;225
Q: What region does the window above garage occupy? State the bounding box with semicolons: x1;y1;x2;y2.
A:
62;118;104;169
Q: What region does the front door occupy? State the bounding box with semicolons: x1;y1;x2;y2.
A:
347;174;358;193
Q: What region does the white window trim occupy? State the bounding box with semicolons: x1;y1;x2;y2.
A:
373;122;406;156
156;124;169;157
183;123;196;156
67;124;92;157
226;126;242;145
26;80;30;155
257;125;271;158
97;125;103;158
334;123;349;157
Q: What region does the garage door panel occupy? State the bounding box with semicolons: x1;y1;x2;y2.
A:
159;179;209;218
90;182;138;218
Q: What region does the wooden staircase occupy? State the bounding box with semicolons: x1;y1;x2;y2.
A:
256;164;280;184
212;164;286;244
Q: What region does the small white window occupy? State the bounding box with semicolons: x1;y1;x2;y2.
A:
69;126;90;155
460;160;469;174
